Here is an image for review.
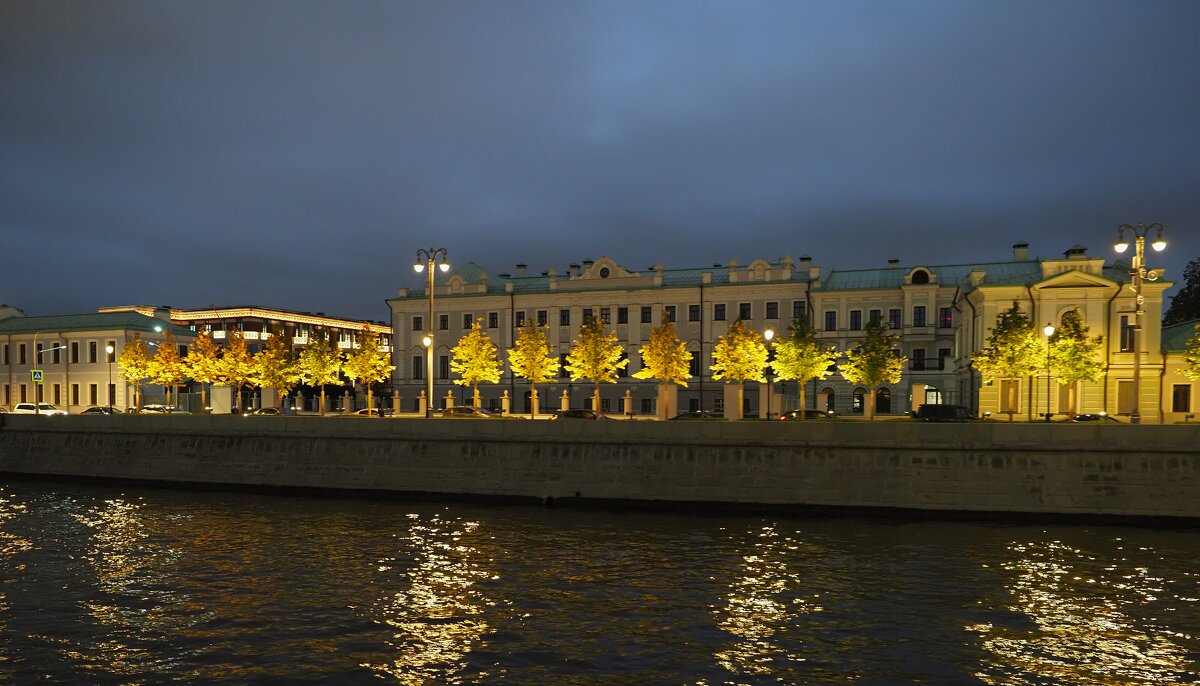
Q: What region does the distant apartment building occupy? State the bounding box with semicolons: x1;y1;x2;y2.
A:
387;242;1177;420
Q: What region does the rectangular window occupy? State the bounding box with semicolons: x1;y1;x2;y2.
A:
1000;379;1019;413
617;307;628;325
463;314;473;329
88;341;97;364
849;310;862;330
913;306;927;328
714;304;726;321
913;348;926;370
641;398;653;414
439;355;449;379
439;314;449;330
793;300;806;320
560;309;571;326
412;356;423;380
488;312;498;329
688;304;700;322
641;306;652;323
869;309;882;325
688;355;700;378
888;309;901;329
1119;315;1134;352
939;307;953;328
108;384;115;406
738;303;752;320
515;311;526;327
766;301;779;319
88;384;97;405
1173;384;1191;412
601;398;611;413
19;344;26;365
53;384;60;405
583;308;593;322
713;397;724;414
939;348;951;369
36;343;43;364
53;345;61;364
559;354;569;378
600;307;611;324
1;344;6;365
412;316;424;332
106;341;116;362
537;310;548;326
664;306;676;323
71;384;79;405
19;384;27;402
824;311;837;331
617;351;628;377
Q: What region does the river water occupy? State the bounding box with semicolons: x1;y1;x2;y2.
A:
0;479;1196;685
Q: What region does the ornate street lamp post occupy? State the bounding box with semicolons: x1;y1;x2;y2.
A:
105;344;115;408
1043;323;1055;422
414;248;449;418
1114;223;1166;425
763;328;774;419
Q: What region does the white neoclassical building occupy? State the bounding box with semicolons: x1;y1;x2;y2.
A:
386;241;1176;421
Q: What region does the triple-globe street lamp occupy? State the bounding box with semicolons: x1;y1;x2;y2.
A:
413;248;450;418
1113;223;1166;425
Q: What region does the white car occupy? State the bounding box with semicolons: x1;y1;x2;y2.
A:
11;402;68;416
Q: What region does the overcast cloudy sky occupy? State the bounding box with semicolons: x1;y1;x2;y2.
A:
2;1;1197;321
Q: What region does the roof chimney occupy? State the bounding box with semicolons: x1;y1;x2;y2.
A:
515;263;527;277
1013;242;1029;261
1064;244;1087;259
568;263;581;277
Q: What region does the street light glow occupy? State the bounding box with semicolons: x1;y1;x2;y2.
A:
413;261;425;273
438;261;450;273
1044;324;1055;337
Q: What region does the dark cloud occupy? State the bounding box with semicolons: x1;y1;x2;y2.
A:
2;0;1197;320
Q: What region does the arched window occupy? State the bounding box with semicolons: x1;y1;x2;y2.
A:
852;388;866;414
820;387;836;412
876;388;892;414
911;270;930;285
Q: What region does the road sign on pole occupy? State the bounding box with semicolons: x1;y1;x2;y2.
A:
31;370;43;382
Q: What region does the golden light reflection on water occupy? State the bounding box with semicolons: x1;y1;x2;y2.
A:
709;524;820;682
969;538;1197;685
361;512;499;684
69;497;194;678
0;493;33;677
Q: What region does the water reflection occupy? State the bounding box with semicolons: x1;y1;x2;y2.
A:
969;538;1198;685
69;497;195;678
362;512;497;684
0;491;32;679
709;524;820;682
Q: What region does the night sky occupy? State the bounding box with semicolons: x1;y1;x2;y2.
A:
2;1;1197;322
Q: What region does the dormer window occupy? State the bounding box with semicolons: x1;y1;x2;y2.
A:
911;269;930;284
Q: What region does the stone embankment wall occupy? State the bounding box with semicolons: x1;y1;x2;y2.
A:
0;415;1197;519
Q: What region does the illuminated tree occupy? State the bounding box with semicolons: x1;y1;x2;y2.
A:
566;317;628;411
1047;309;1105;417
710;319;768;420
633;315;691;418
297;331;343;416
342;325;395;416
255;332;301;411
186;328;223;412
507;322;557;418
839;319;905;420
117;334;153;411
973;302;1042;421
451;319;502;408
217;329;256;412
1182;325;1200;381
149;330;188;409
770;317;840;419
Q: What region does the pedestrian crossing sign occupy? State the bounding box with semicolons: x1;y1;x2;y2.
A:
31;370;43;382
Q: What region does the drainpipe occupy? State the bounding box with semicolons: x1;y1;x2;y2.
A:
1102;285;1120;417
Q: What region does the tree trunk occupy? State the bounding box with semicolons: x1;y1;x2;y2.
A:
867;384;876;420
798;381;806;420
320;386;326;417
737;382;744;420
367;383;374;416
472;383;479;409
201;383;208;414
530;383;536;419
594;384;600;414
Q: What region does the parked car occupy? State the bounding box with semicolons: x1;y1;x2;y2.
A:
1058;412;1121;423
138;404;192;415
778;409;836;421
349;407;392;417
79;406;123;415
441;406;494;418
11;403;68;416
667;410;723;420
551;409;608;420
912;404;975;422
249;407;282;416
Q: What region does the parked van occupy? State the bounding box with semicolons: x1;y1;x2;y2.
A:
913;404;974;422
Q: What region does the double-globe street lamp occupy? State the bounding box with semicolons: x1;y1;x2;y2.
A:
1043;323;1055;422
1113;223;1167;425
414;248;450;418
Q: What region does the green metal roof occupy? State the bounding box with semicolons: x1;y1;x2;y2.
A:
0;312;195;337
1162;319;1199;352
